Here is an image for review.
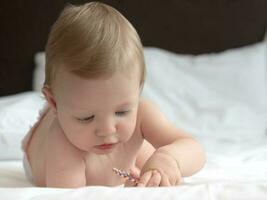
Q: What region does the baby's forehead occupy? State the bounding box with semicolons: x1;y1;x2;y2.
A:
54;83;140;114
55;62;140;82
52;67;140;99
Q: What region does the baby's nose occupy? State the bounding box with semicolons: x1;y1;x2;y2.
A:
95;119;117;137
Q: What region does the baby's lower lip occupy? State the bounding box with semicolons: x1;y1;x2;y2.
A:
95;143;117;150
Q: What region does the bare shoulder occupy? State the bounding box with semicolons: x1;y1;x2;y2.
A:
138;97;155;113
138;97;167;123
138;97;192;148
137;97;169;137
135;98;158;136
46;117;84;161
45;118;86;187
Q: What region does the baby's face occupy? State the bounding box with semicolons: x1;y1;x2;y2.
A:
52;68;141;154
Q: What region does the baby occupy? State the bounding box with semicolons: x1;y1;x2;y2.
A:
22;2;206;188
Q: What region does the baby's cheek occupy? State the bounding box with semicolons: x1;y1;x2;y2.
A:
117;119;137;141
64;123;95;149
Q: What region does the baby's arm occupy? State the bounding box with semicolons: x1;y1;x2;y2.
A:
137;99;206;186
45;119;86;188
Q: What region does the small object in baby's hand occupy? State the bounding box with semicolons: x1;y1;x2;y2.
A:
112;167;139;184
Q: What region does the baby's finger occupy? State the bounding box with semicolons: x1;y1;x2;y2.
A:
159;173;171;186
175;177;183;185
137;171;153;187
124;168;140;187
129;168;140;178
124;179;137;187
147;170;161;187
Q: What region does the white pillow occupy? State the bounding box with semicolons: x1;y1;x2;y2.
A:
33;52;46;92
0;92;45;160
142;42;267;142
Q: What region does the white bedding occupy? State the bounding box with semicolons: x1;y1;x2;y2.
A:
1;149;267;200
1;42;267;199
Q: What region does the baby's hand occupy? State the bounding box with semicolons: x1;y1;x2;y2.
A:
137;151;182;187
124;167;140;187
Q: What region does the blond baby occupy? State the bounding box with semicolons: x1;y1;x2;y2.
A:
22;2;206;187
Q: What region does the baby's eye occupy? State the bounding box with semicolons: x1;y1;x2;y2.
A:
115;110;129;116
77;115;94;123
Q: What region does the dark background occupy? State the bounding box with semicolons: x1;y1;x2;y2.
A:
0;0;266;96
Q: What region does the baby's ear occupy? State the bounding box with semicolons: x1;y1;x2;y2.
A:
42;85;57;113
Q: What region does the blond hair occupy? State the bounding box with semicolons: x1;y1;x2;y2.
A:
45;2;145;88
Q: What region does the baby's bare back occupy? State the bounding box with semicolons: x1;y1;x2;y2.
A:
27;108;154;187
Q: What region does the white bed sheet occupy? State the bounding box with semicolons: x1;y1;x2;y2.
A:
1;139;267;200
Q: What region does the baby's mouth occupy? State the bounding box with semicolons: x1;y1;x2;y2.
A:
95;143;118;150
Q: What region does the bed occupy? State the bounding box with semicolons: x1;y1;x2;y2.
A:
1;0;267;199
